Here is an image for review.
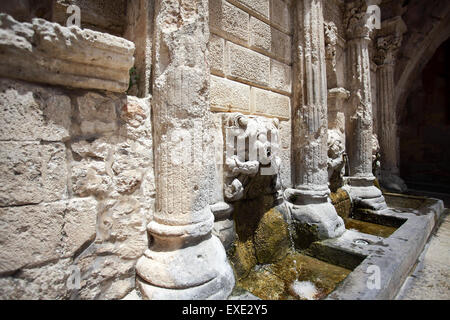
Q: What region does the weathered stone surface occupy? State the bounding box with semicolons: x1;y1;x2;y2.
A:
0;201;65;274
270;59;291;93
210;0;249;43
209;34;225;75
63;198;98;257
270;27;292;63
118;96;152;143
0;141;68;206
0;198;96;275
227;42;270;86
71;159;112;197
0;79;71;141
210;75;251;113
250;17;271;52
96;197;147;259
230;0;270;19
0;14;134;92
75;253;136;299
0;258;73;300
251;87;290;119
270;0;292;34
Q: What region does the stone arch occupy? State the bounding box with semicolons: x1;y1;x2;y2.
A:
395;6;450;122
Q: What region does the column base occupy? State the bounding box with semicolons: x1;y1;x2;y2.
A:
136;234;235;300
284;188;346;242
380;171;407;193
211;202;235;250
343;176;388;211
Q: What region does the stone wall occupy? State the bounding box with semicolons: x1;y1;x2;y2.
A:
0;79;154;299
209;0;293;188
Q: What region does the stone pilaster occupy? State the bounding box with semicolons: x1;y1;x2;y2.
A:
375;17;408;193
343;0;387;210
135;0;235;299
285;0;345;243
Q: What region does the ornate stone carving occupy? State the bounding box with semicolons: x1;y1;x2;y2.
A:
374;34;402;65
328;129;346;192
345;0;374;40
325;21;338;62
325;21;338;88
224;113;281;202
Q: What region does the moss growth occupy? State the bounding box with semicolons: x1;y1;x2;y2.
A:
228;195;291;279
238;250;352;300
330;188;352;219
239;268;287;300
228;239;257;280
254;207;290;264
343;217;397;238
292;222;320;250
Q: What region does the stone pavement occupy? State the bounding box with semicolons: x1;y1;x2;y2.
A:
396;209;450;300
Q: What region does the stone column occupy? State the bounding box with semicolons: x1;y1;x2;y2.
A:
285;0;345;243
136;0;235;299
375;17;407;193
343;0;387;211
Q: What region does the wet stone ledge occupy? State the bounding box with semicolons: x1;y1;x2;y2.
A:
0;13;135;93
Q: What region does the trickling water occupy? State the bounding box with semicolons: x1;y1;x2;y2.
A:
290;280;319;300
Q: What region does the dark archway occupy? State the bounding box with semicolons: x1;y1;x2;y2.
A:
399;38;450;193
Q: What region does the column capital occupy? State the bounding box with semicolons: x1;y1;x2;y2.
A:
344;0;381;40
374;17;407;66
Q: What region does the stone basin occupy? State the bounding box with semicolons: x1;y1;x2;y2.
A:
229;192;445;300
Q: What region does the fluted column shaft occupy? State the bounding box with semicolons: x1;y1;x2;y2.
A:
294;0;329;191
285;0;345;242
343;0;387;210
346;37;374;178
136;0;234;300
377;63;397;173
374;20;407;192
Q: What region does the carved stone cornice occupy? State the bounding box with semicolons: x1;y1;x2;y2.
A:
0;14;135;93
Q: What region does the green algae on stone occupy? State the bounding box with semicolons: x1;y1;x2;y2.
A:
291;221;320;250
228;239;257;280
237;250;352;300
330;188;352;219
239;268;287;300
344;217;397;238
254;207;290;264
229;195;291;279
